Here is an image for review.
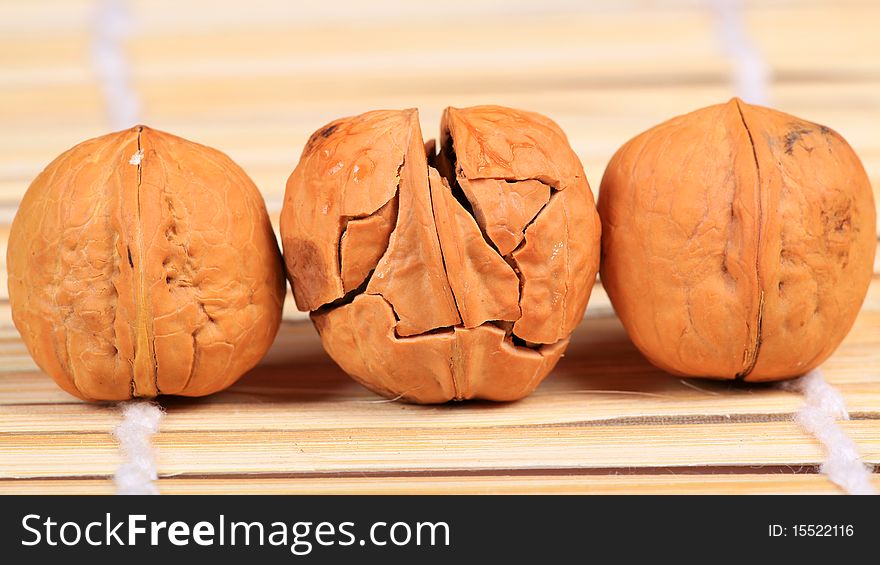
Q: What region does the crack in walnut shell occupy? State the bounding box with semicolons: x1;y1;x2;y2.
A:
7;126;286;401
281;106;601;403
598;98;876;382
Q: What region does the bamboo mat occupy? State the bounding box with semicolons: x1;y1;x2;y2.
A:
1;0;878;494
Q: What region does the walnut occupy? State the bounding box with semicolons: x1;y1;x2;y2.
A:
598;98;876;381
281;106;601;403
7;126;286;400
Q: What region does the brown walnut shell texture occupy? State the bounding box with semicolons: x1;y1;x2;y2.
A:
8;126;286;401
598;98;876;381
281;106;601;403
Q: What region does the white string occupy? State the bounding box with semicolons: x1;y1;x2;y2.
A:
781;369;876;495
91;0;141;129
112;401;164;495
710;0;770;105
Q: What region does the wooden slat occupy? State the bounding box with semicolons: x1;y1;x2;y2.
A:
749;4;880;75
6;378;879;434
2;420;878;479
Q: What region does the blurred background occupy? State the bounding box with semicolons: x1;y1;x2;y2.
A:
1;0;878;272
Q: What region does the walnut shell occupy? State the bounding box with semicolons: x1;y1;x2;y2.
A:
281;106;601;403
8;126;285;400
598;98;876;381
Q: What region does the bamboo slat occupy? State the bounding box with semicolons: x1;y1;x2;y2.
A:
0;0;877;494
3;421;878;479
5;473;880;495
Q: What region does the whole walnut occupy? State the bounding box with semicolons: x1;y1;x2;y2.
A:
598;98;876;381
8;126;285;400
281;106;601;403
